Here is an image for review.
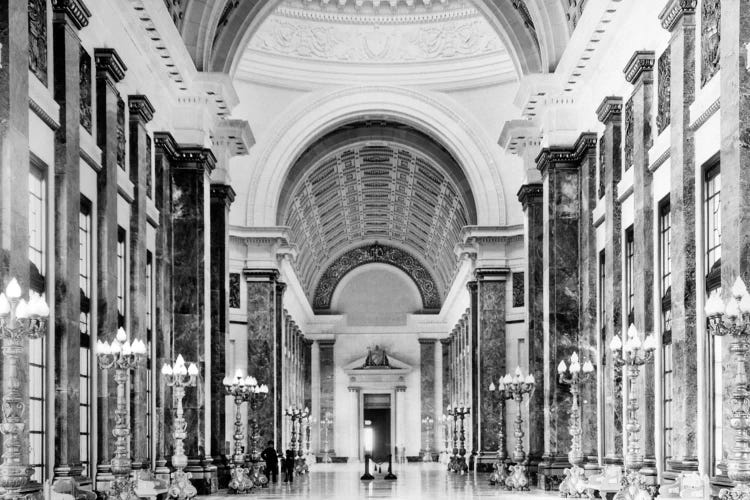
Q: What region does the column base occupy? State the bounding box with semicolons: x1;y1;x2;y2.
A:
154;458;170;484
95;465;115;494
212;454;231;489
537;455;569;491
185;458;218;495
475;452;500;473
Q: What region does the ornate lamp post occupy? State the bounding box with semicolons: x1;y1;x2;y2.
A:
439;414;451;462
501;367;535;491
421;416;434;462
557;353;596;497
446;405;469;474
706;277;750;500
95;327;148;500
161;355;199;500
488;378;513;487
244;380;269;486
609;324;656;500
222;373;254;493
0;279;48;498
321;413;333;463
285;406;309;473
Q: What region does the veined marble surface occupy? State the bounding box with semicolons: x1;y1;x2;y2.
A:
199;462;560;499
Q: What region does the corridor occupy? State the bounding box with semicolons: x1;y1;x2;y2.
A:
203;463;559;500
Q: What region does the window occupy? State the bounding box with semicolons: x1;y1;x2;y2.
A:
659;199;672;333
705;162;723;475
146;251;154;464
79;198;93;477
117;227;126;328
624;227;635;327
598;250;606;343
28;163;47;482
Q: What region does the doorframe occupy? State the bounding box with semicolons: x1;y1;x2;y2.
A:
359;389;397;461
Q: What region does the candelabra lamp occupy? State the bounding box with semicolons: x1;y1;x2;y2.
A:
321;413;333;463
439;414;451;464
609;324;657;500
96;327;148;500
421;416;434;462
706;277;750;500
285;406;309;474
447;405;470;474
557;353;596;497
500;367;535;491
222;373;255;493
243;380;269;486
0;279;48;498
161;355;199;500
488;379;513;488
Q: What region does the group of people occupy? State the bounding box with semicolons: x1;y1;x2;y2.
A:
260;441;299;484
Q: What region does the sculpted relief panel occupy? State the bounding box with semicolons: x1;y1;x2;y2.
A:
250;16;501;63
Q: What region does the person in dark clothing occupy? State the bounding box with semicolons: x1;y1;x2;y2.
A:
283;449;295;483
260;441;279;483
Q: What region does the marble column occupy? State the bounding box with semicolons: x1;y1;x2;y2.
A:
466;283;478;467
311;341;321;454
624;51;657;477
518;183;545;469
434;339;443;452
94;48;126;483
348;387;361;460
658;0;699;472
473;269;508;472
127;94;154;471
209;183;234;487
718;0;750;479
170;146;216;494
274;282;286;447
51;0;90;483
244;270;284;450
419;339;436;458
319;339;335;456
395;386;407;456
536;133;596;489
596;96;624;465
303;339;312;411
152;132;176;478
440;338;450;414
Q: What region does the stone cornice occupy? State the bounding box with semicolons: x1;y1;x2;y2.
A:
171;146;217;173
29;98;60;131
210;184;237;206
517;183;543;208
243;269;281;282
128;95;155;124
658;0;697;32
498;119;541;154
51;0;91;30
623;51;655;84
689;98;720;131
94;48;127;83
596;96;623;124
417;338;438;345
535;132;597;176
474;267;510;281
211;118;254;156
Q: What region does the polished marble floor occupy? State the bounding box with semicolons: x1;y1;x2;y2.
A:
203;462;559;500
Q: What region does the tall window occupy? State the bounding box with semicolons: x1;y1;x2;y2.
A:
705;162;723;474
658;198;673;465
598;250;606;347
79;198;93;478
117;228;126;328
146;251;154;465
624;227;635;327
28;163;47;483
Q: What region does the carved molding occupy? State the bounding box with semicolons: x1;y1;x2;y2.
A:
598;135;605;200
79;46;92;133
249;14;501;63
512;271;524;308
116;98;126;170
313;242;441;311
658;0;696;31
28;0;48;84
51;0;91;30
688;98;720;131
128;95;155;124
535;133;598;177
94;48;127;83
517;183;543;209
657;47;671;134
623;50;655;84
596;96;623;124
700;0;720;88
146;135;152;198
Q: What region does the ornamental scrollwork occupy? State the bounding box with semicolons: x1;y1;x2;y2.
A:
623;97;634;171
701;0;720;88
598;135;605;199
657;47;671;135
117;98;126;170
80;46;92;133
313;243;441;310
28;0;47;84
229;273;240;309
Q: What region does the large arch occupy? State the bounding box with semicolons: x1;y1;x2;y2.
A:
241;85;507;229
177;0;571;77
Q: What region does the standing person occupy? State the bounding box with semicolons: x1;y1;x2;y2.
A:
283;449;295;483
260;440;279;483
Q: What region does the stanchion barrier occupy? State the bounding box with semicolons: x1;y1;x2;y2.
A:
360;454;374;480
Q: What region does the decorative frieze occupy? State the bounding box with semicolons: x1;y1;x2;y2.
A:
79;46;92;133
28;0;48;84
657;47;671;134
229;273;240;309
598;135;605;199
146;135;152;198
700;0;720;87
512;271;524;308
623;97;634;170
117;98;126;169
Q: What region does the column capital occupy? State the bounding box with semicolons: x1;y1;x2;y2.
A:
517;183;543;209
243;269;280;282
623;50;655;85
536;132;597;177
128;95;155;124
395;386;407;393
210;184;236;209
153;132;178;158
317;339;336;347
171;146;216;175
348;386;361;393
440;338;451;346
596;96;624;124
466;280;478;294
51;0;91;29
276;281;287;295
658;0;697;31
418;338;438;345
474;268;510;281
94;48;126;84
